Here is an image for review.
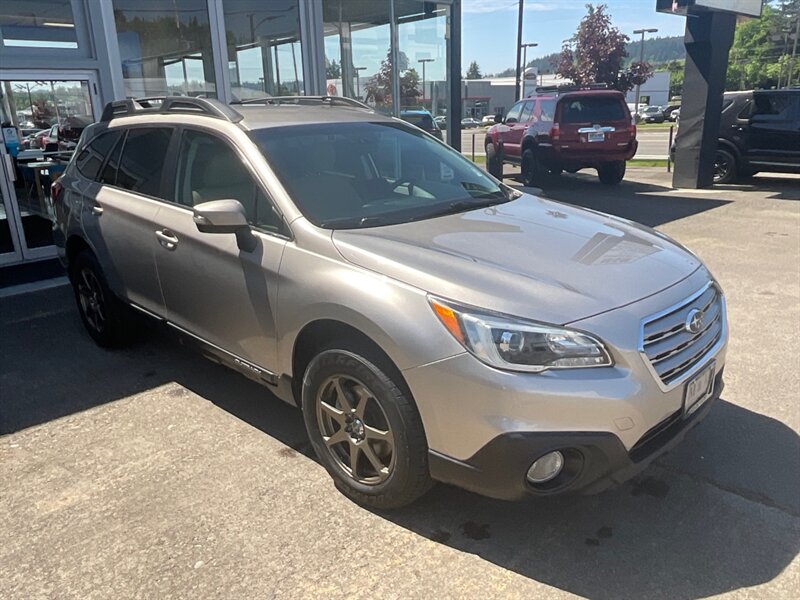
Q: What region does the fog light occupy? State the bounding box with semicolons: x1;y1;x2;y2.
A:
527;451;564;484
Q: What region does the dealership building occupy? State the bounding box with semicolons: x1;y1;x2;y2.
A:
0;0;461;268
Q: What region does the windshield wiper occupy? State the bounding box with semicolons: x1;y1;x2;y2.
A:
424;196;510;220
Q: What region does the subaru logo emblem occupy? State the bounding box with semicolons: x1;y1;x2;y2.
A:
685;308;704;334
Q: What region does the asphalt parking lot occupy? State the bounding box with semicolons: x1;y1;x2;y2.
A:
2;169;798;599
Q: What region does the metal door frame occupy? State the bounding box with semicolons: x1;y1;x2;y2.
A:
0;69;101;264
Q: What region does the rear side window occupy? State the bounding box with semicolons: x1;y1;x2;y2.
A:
75;131;122;181
99;132;125;186
116;128;172;197
753;94;791;117
560;97;626;123
538;98;556;122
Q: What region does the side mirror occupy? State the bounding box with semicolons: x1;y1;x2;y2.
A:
193;199;256;251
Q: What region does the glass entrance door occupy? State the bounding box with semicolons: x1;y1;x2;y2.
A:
0;72;99;263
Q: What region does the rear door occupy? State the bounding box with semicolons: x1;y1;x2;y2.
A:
557;94;632;153
747;92;800;168
81;126;171;315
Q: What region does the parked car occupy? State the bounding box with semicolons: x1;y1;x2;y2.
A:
55;95;727;508
668;108;681;122
19;128;46;150
34;116;92;152
639;105;666;124
486;86;638;186
434;115;447;130
481;115;496;126
399;109;443;140
671;89;800;183
663;103;681;121
461;117;480;129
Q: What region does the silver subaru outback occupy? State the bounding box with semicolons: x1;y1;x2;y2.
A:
53;96;727;508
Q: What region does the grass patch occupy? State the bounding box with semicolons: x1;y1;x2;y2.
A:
637;122;675;130
628;159;669;168
466;154;486;164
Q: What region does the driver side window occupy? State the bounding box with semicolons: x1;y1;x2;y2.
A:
505;101;525;124
174;129;288;236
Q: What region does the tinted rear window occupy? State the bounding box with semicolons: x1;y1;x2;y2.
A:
116;128;172;197
75;130;122;181
403;114;435;130
560;97;626;123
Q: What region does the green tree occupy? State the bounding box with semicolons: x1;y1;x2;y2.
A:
364;50;420;109
555;4;653;92
465;61;482;79
726;1;800;90
326;59;341;79
667;59;684;98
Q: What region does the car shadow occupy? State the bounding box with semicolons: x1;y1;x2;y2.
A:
508;173;733;228
3;286;798;600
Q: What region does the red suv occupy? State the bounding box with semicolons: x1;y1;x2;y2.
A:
485;86;637;186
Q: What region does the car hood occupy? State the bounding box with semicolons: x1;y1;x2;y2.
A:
331;194;701;325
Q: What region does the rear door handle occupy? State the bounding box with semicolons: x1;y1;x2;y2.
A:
155;229;179;250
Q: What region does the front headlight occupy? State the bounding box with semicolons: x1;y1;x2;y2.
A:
429;296;612;372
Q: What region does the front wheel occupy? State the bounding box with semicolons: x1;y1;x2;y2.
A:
486;143;503;179
597;161;626;185
302;346;431;509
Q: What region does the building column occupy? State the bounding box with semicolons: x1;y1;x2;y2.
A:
447;0;462;149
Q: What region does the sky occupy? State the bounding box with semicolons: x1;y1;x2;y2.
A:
462;0;689;75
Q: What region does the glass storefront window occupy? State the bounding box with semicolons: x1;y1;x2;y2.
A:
396;1;449;118
323;0;393;114
0;0;79;50
223;0;304;100
112;0;216;98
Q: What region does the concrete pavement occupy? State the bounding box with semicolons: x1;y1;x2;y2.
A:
2;169;798;599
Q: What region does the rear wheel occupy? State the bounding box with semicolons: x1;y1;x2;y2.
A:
597;161;626;185
302;345;431;509
486;143;503;179
71;250;134;347
713;149;737;184
521;148;545;187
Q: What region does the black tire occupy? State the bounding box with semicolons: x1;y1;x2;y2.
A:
521;148;545;187
597;160;626;185
70;250;134;348
302;344;431;509
486;143;503;179
714;149;737;184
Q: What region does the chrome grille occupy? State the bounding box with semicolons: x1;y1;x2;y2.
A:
641;284;724;385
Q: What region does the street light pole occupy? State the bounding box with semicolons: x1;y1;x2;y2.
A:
521;42;538;97
418;58;434;109
633;28;658;111
788;10;799;88
515;0;525;101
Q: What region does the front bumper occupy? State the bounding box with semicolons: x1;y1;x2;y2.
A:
428;371;723;500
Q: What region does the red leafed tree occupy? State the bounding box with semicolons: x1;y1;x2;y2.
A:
555;4;653;92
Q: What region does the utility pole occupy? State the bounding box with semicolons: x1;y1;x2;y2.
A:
521;42;538;97
633;28;658;111
418;58;434;109
515;0;525;101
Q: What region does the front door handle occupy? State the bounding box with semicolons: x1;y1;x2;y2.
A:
155;229;179;250
91;205;103;215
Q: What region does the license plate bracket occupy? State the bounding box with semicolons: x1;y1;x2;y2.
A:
588;131;605;143
684;361;715;416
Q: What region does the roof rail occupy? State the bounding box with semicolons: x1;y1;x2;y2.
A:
100;96;244;123
233;95;373;111
531;83;611;96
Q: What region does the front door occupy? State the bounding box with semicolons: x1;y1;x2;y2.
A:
0;72;101;263
499;100;530;163
153;128;289;372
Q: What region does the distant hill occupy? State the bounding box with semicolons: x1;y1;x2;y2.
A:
489;35;685;77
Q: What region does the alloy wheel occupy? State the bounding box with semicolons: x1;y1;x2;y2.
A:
315;375;395;485
77;267;106;334
714;153;732;183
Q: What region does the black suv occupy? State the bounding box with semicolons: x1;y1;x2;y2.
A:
677;89;800;184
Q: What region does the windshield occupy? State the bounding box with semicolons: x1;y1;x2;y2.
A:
249;122;516;229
